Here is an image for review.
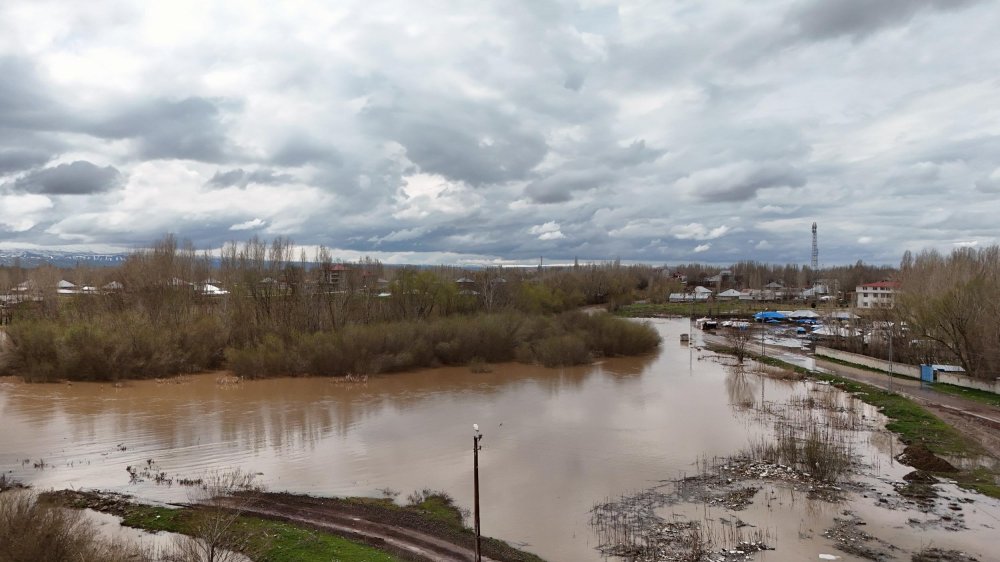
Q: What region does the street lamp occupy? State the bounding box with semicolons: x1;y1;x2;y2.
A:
473;424;484;562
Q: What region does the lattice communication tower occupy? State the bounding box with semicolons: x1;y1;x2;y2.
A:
811;222;818;270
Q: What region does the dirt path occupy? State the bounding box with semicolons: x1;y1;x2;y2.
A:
216;495;498;562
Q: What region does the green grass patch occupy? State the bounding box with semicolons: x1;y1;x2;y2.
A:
117;504;402;562
408;493;464;527
42;490;545;562
616;301;847;318
241;518;400;562
816;354;1000;408
616;301;752;317
120;505;188;532
931;382;1000;408
950;467;1000;499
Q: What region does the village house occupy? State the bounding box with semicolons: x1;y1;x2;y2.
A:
855;281;900;309
716;288;742;300
669;286;713;302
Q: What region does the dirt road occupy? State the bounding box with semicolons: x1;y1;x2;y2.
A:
217;494;502;562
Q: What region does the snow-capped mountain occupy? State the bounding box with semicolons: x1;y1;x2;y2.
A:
0;249;129;268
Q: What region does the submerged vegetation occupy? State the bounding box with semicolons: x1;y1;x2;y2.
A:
1;235;661;382
711;343;1000;499
742;422;853;483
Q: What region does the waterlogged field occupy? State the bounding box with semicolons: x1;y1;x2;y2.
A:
1;319;997;561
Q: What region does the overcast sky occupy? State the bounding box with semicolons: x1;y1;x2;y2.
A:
1;0;999;265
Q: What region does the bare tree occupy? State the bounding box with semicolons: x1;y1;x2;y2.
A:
723;322;759;364
899;246;1000;379
171;469;266;562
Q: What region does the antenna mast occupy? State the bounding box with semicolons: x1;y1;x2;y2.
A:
811;222;818;270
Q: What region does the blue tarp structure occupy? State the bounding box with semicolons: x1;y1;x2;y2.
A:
753;311;787;321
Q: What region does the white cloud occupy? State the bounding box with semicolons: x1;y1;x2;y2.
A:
0;194;53;232
693;243;711;253
529;221;566;241
670;223;730;240
229;218;266;231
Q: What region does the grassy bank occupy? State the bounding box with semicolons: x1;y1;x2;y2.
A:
817;354;1000;408
260;493;547;562
124;508;400;562
43;491;400;562
615;301;754;317
43;489;546;562
711;344;1000;498
3;310;659;382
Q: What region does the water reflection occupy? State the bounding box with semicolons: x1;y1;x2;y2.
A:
724;365;759;410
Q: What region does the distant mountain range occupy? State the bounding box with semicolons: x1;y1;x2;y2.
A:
0;249;129;268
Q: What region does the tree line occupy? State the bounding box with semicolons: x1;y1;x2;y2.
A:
0;235;663;381
806;246;1000;381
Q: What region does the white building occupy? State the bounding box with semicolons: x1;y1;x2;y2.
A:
856;282;900;309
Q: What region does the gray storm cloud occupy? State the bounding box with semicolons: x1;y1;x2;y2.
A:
13;161;123;195
787;0;985;41
208;169;295;189
0;0;998;264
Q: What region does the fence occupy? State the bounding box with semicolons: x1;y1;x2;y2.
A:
815;346;921;378
935;371;1000;394
817;346;1000;394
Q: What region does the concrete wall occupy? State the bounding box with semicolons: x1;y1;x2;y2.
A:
937;372;1000;394
818;345;1000;394
815;346;921;379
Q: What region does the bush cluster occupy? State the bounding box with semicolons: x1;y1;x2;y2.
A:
226;311;660;379
0;491;151;561
3;310;227;382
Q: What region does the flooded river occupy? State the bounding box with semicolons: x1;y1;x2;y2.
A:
1;318;998;561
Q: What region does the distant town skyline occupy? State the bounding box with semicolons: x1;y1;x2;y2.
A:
2;0;999;266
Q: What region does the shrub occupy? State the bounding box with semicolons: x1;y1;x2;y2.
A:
532;334;592;367
0;491;152;562
574;312;660;357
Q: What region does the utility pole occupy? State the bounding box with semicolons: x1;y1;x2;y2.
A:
888;320;894;393
760;320;765;358
473;424;484;562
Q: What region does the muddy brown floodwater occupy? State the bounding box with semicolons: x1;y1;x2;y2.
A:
1;319;998;561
